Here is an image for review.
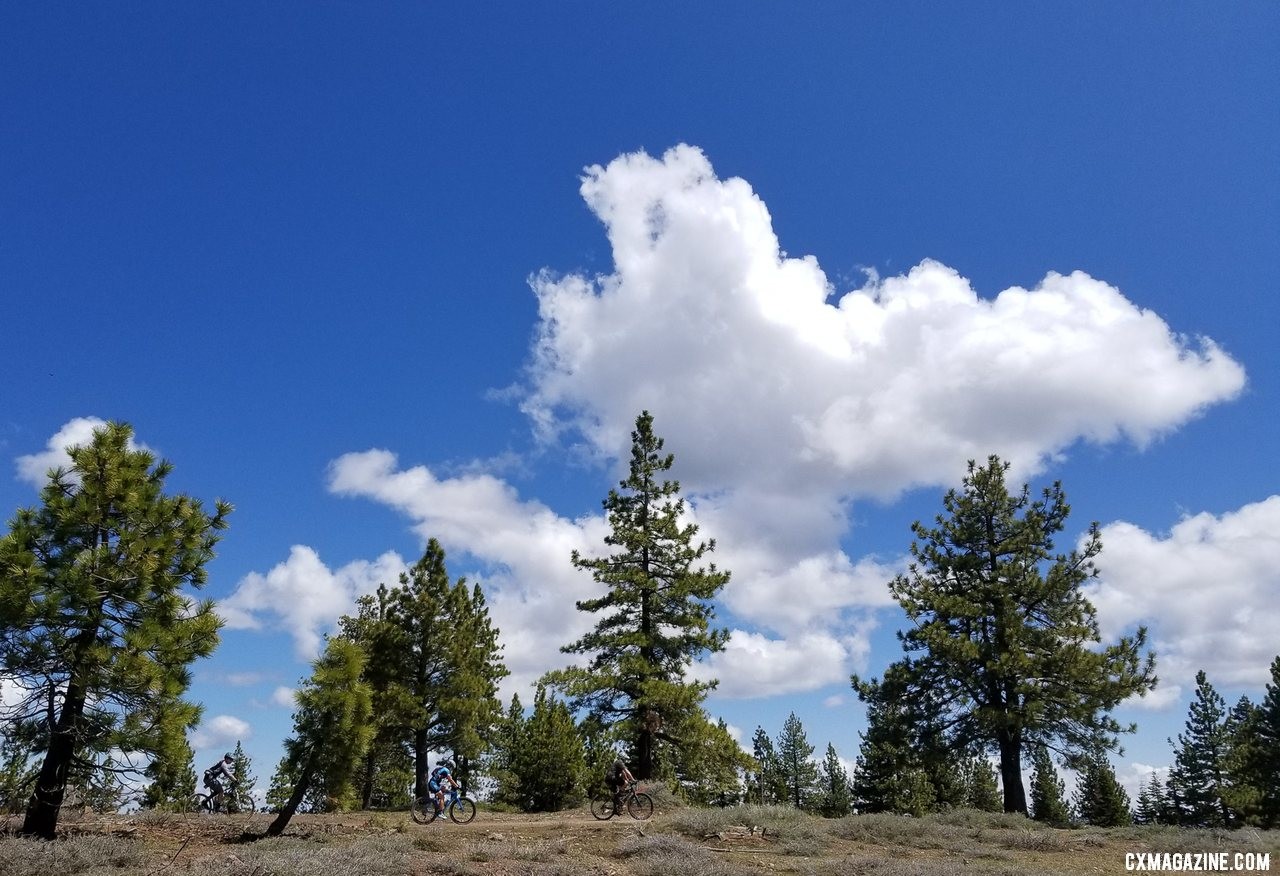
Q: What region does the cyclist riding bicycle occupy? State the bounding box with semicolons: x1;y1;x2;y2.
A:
427;762;459;816
606;758;635;808
203;753;238;812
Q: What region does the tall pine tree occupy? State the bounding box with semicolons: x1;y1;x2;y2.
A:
546;412;729;782
866;456;1155;813
1256;656;1280;828
1167;670;1231;827
340;541;506;800
775;712;818;810
750;726;788;805
0;422;230;838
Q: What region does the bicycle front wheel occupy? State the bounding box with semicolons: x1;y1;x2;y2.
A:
226;791;255;814
627;793;654;820
449;797;477;824
590;796;615;820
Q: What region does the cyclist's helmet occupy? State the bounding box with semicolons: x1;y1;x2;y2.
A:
224;753;234;761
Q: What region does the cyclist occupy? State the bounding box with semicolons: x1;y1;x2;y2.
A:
427;762;459;816
606;758;636;809
203;753;238;812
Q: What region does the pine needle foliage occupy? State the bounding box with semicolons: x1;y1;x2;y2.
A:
0;422;230;838
546;412;729;782
863;456;1156;814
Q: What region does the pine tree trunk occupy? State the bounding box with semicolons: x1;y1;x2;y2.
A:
267;749;317;837
997;731;1028;814
636;724;654;780
23;660;93;838
359;748;376;809
414;728;429;799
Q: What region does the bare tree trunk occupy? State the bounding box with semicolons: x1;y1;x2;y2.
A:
998;730;1028;814
267;748;318;837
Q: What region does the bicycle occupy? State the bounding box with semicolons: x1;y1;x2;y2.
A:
410;786;476;824
591;782;653;821
190;784;253;814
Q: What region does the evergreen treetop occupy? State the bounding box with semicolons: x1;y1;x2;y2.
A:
546;411;729;781
864;456;1155;813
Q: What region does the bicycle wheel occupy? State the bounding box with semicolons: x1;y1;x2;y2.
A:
226;790;255;814
590;796;615;820
189;793;210;814
449;797;477;824
410;796;438;825
627;792;653;820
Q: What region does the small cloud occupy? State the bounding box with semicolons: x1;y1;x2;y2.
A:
224;672;267;687
1124;684;1183;711
191;714;251;750
822;694;848;708
15;417;155;488
270;687;296;708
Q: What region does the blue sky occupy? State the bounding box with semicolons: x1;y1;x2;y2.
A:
3;4;1278;801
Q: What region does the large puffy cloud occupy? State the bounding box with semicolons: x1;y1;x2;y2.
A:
218;546;408;659
328;450;610;697
1086;496;1280;691
524;144;1245;501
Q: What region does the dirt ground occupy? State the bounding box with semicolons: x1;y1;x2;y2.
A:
3;805;1278;876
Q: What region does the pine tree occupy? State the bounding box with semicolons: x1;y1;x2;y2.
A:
868;457;1155;814
338;583;418;809
1029;746;1071;826
505;685;587;811
751;727;788;805
1075;753;1131;827
1220;696;1263;826
226;741;257;813
1134;772;1165;826
388;542;507;799
962;757;1002;812
1168;670;1231;827
490;694;527;808
776;712;819;810
675;718;752;806
266;637;373;835
817;743;854;818
0;728;36;815
140;734;196;811
851;680;936;816
1256;656;1280;828
0;422;230;838
546;412;729;783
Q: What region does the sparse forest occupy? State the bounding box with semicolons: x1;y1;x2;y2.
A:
2;419;1279;861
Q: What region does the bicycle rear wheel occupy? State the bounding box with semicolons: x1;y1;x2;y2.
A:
627;792;654;820
189;793;210;814
590;796;615;820
449;797;477;824
410;796;438;824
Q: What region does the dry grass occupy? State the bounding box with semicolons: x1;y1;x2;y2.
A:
1;805;1277;875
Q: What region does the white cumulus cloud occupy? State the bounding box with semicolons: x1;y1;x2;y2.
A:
191;714;251;750
1087;496;1280;691
218;546;408;659
523;144;1245;504
15;417;154;488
